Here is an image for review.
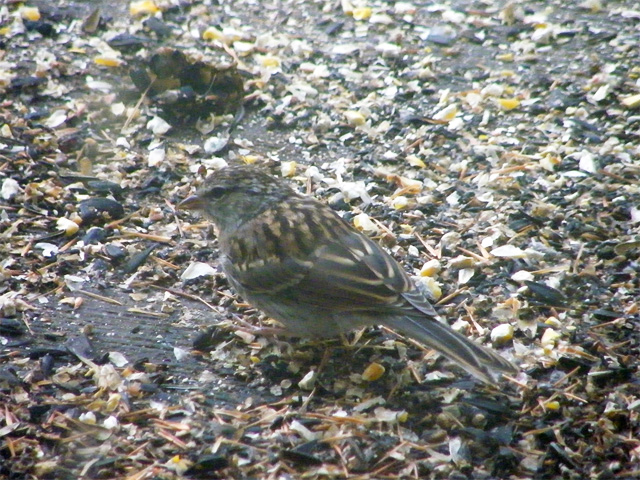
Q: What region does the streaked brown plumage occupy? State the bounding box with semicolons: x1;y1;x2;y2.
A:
179;165;517;384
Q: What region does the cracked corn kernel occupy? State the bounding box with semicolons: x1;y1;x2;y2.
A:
20;7;41;21
496;52;514;62
541;328;561;347
352;7;373;20
130;0;160;16
344;110;366;126
362;362;385;381
280;161;296;177
540;154;561;171
106;393;121;412
621;93;640;109
353;213;378;233
490;323;514;345
396;411;409;422
545;400;561;410
341;0;354;14
94;56;122;67
420;259;442;277
398;176;423;194
391;195;408;210
298;370;317;390
260;56;281;68
417;276;441;300
433;104;458;122
57;217;79;236
448;255;476;268
202;27;224;41
545;317;562;328
498;98;520;110
406;155;426;168
399;224;413;234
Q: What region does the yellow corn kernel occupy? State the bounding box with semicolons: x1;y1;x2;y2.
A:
545;400;560;411
57;217;79;236
280;161;296;177
498;98;520;110
344;110;366;126
391;196;408;210
420;260;441;277
260;56;281;68
406;155;426;168
496;53;514;62
94;56;122;67
130;0;160;16
362;362;385;381
21;7;41;21
352;7;372;20
540;328;561;347
202;27;224;41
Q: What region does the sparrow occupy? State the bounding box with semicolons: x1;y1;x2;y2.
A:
178;165;517;384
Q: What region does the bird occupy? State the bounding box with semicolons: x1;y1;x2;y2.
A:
178;165;517;384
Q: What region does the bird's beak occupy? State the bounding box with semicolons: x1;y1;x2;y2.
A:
177;195;205;211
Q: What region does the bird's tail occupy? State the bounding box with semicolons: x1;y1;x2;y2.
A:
385;315;517;385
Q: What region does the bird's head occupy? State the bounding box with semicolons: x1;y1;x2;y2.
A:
178;165;295;231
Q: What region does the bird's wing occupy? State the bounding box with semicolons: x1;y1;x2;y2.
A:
221;199;421;312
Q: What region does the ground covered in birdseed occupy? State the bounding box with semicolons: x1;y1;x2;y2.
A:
1;0;640;478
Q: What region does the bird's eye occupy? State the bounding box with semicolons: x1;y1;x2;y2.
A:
207;186;227;199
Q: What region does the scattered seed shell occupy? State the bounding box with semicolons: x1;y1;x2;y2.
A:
298;370;317;390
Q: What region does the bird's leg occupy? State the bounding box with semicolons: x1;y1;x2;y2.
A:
316;343;335;376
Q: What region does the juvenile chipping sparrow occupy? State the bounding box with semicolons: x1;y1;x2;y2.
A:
178;165;516;384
